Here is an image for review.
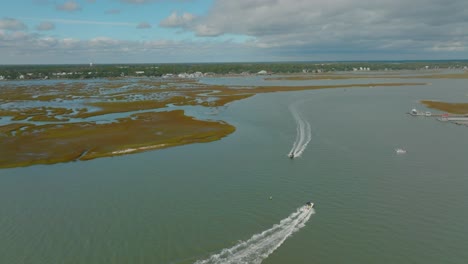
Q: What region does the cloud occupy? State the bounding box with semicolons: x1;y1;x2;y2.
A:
161;0;468;57
35;21;55;31
1;28;467;64
0;18;27;31
137;22;152;29
3;0;468;64
0;30;265;64
56;1;81;12
106;9;121;14
430;41;467;52
160;11;196;28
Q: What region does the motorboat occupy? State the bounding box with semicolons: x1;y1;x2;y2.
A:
305;201;314;209
288;153;294;159
395;148;407;154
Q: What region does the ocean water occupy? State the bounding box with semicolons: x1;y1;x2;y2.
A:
1;77;468;264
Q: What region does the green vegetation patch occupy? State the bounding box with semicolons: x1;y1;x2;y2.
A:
222;82;428;95
266;71;468;81
0;107;73;122
0;78;429;169
421;100;468;114
0;110;235;168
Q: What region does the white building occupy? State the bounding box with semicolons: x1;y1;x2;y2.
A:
257;70;268;75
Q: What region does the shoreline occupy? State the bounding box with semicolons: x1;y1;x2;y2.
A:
0;77;429;168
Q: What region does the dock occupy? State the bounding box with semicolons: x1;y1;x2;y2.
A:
408;108;468;126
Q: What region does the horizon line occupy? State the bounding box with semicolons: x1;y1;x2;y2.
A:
1;59;468;66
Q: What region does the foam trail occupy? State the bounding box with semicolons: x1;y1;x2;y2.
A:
194;206;315;264
288;102;312;157
294;119;311;157
288;105;300;156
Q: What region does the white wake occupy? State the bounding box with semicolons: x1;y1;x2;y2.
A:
193;206;315;264
288;103;312;158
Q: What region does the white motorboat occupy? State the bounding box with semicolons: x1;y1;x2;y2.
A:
395;148;407;154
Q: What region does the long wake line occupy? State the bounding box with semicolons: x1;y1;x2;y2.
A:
288;103;312;158
193;206;315;264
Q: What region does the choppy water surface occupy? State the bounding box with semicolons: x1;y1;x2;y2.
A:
1;76;468;264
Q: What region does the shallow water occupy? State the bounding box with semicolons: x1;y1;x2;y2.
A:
1;77;468;264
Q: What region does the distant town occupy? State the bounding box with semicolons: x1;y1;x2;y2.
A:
0;61;467;81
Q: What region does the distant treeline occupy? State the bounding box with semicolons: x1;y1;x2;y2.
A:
0;61;467;80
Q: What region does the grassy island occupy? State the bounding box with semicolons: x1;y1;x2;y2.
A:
0;110;235;168
421;100;468;114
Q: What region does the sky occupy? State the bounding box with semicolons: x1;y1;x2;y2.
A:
1;0;468;64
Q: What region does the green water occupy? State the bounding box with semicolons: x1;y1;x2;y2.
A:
1;78;468;263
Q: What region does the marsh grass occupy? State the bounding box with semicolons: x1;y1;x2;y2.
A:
0;77;428;168
0;110;235;168
266;71;468;81
421;100;468;114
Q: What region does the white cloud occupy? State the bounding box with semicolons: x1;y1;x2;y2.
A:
36;21;55;31
430;42;467;52
0;18;27;31
0;30;264;63
160;0;468;57
160;11;196;28
1;28;466;64
137;22;152;29
3;0;468;64
56;1;81;12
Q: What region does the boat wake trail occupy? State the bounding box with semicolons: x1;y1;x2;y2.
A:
288;103;312;158
193;206;315;264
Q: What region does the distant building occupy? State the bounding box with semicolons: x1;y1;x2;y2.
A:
177;72;204;78
0;75;4;80
135;71;145;75
257;70;268;75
